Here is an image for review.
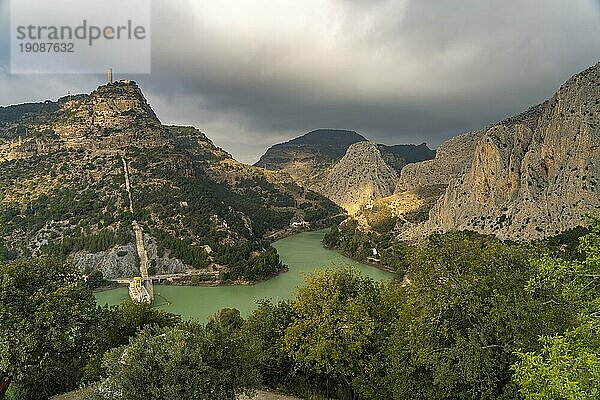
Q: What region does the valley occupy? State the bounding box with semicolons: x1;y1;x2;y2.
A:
1;57;599;400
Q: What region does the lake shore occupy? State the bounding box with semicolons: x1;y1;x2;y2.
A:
95;229;393;321
93;265;291;294
93;226;333;293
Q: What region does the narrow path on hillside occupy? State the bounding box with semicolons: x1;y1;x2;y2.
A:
132;221;149;280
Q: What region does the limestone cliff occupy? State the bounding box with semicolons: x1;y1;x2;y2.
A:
310;141;398;214
402;62;600;240
53;81;171;150
395;130;484;192
0;81;170;161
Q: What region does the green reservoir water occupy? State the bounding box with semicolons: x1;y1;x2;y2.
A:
95;229;393;321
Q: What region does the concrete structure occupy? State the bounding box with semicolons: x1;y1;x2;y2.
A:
128;277;151;303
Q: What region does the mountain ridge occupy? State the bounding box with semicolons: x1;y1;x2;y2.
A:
255;128;435;212
0;81;343;281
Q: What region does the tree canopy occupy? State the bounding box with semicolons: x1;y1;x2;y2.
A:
85;314;260;400
513;218;600;399
2;224;598;400
284;269;383;397
0;258;97;399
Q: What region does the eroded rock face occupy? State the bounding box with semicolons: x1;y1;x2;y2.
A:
53;81;171;150
396;130;484;193
72;236;187;280
403;62;600;240
1;137;63;161
310;141;398;214
72;244;139;279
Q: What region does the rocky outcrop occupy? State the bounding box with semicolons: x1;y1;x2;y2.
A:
396;99;546;194
53;81;171;150
1;81;171;160
310;141;398;214
402;62;600;241
72;244;139;279
0;136;63;161
396;130;484;192
72;234;188;279
255;129;367;183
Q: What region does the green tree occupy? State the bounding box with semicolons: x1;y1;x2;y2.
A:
383;232;574;400
0;240;16;262
86;270;106;289
284;269;382;399
0;258;98;400
83;300;181;382
85;316;259;400
243;301;296;390
514;219;600;399
208;307;245;331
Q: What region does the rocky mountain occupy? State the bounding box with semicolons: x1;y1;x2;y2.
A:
310;141;399;214
255;129;434;182
399;62;600;241
378;143;436;173
255;129;435;213
255;129;367;183
395;130;485;192
0;81;342;281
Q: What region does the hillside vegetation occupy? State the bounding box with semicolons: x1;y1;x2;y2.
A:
0;82;343;282
2;219;597;399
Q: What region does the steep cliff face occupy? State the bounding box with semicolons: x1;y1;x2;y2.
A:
310;141;398;214
54;81;171;150
0;81;169;161
403;62;600;240
396;130;484;192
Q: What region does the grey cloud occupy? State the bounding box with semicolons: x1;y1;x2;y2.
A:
1;0;599;163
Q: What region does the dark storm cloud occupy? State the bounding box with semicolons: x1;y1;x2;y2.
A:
1;0;599;163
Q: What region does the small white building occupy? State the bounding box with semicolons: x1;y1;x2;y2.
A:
290;221;310;228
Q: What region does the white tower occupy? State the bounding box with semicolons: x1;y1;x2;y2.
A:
107;68;113;84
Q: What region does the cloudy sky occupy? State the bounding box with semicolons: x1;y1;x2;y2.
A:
1;0;599;163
